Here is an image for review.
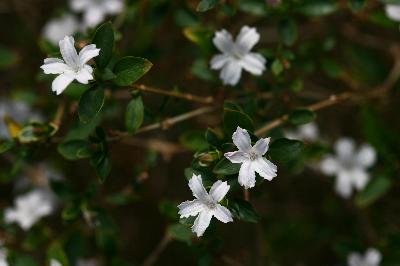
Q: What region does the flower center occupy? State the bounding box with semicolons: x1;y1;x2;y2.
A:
249;151;258;161
205;198;217;209
231;46;244;60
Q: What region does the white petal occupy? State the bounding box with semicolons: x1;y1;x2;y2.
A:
240;53;266;76
335;171;353;198
365;248;382;265
209;180;230;202
220;61;242;86
213;29;234;53
356;144;376;168
59;36;79;67
252;158;277;181
75;67;94;84
350;168;370;191
79;44;100;65
232;127;252;153
50;259;63;266
178;199;204;218
188;174;208;200
84;7;105;28
235;26;260;53
386;4;400;21
4;208;17;224
103;0;124;13
347;253;363;266
252;137;270;156
224;151;248;163
42;14;79;45
238;161;256;189
299;122;319;141
52;74;75;95
192;210;213;237
41;60;70;74
213;205;233;223
320;156;340;175
70;0;91;11
334;138;355;160
210;54;230;70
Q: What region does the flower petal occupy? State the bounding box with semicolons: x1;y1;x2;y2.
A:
320;156;340;175
103;0;124;13
177;199;204;218
365;248;382;265
209;180;230;202
192;210;213;237
220;61;242;86
334;138;355;160
356;144;376;168
188;174;208;200
240;53;266;76
232;127;252;153
84;7;105;28
252;137;270;156
347;253;363;266
213;29;234;53
59;36;79;67
79;44;100;65
238;161;256;189
386;4;400;21
210;54;230;70
70;0;91;11
335;171;353;198
252;158;277;181
350;168;370;191
75;66;94;84
41;59;70;74
213;205;233;223
224;151;248;163
52;74;75;95
235;26;260;53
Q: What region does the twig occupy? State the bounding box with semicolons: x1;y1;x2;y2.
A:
109;106;218;141
243;189;250;201
142;231;172;266
255;46;400;137
130;84;214;105
52;99;66;127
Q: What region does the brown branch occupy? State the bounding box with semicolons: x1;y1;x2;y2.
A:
52;98;66;127
130;84;214;105
255;46;400;137
142;231;172;266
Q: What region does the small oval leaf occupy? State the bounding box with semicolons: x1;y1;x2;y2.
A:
112;56;153;86
78;87;105;124
125;96;144;134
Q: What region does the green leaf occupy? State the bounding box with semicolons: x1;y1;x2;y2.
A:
321;58;344;78
213;158;240;175
298;1;338;16
62;202;81;221
17;122;58;143
47;242;69;266
205;128;221;147
0;140;14;154
112;56;153;86
92;22;114;69
168;224;192;244
180;131;208;151
279;18;298;46
93;154;112;183
355;177;392;207
223;108;254;137
125;96;144;134
0;45;18;70
269;138;304;162
78;87;105;124
58;140;92;160
229;199;260;223
197;0;219;12
271;59;284;76
14;255;39;266
288;109;316;125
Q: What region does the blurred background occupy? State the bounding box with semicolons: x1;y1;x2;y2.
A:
1;0;400;265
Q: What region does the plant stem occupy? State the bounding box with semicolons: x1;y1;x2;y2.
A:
142;231;172;266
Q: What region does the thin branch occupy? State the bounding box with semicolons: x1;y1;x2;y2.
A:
108;106;218;141
52;99;66;127
142;231;172;266
130;84;215;105
255;46;400;137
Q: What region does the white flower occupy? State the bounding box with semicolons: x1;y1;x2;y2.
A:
224;127;277;189
385;4;400;22
0;243;8;266
210;25;266;86
77;258;100;266
4;189;55;230
50;259;62;266
42;14;80;45
348;248;382;266
320;138;377;198
285;122;319;142
178;174;233;237
41;36;100;95
70;0;124;28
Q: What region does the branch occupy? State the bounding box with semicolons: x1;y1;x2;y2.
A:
130;84;214;105
142;231;172;266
